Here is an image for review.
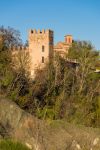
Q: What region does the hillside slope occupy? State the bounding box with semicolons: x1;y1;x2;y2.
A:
0;97;100;150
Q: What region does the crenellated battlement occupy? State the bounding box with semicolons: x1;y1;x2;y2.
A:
10;46;29;51
29;29;53;35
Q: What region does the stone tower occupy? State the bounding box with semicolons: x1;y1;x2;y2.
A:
29;29;54;77
65;35;73;45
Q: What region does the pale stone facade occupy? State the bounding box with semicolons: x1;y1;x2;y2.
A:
54;35;73;57
29;29;54;76
11;29;73;77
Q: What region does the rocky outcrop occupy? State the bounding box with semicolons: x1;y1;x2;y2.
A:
0;97;100;150
0;97;43;150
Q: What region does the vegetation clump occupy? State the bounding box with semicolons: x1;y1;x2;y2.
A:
0;140;30;150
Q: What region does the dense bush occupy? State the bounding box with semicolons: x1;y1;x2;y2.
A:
0;140;30;150
29;41;100;127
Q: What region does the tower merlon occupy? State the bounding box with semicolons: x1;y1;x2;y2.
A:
10;45;29;51
29;29;53;35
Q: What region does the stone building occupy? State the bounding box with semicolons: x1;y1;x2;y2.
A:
12;29;73;77
29;29;54;76
54;35;73;57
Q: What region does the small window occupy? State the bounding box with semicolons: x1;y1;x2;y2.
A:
42;46;45;52
42;56;44;63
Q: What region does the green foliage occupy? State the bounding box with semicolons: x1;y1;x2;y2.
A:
0;46;13;94
30;41;100;127
0;26;21;95
36;107;55;120
10;90;18;101
0;140;30;150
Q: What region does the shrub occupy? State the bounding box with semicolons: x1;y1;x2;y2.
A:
0;140;30;150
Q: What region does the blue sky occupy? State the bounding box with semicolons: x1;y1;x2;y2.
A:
0;0;100;49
